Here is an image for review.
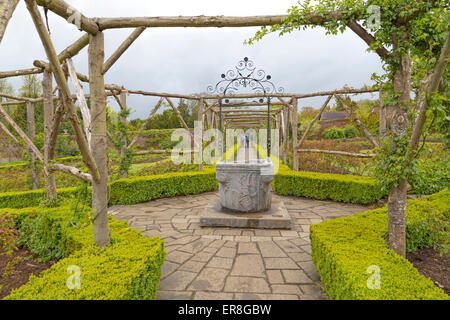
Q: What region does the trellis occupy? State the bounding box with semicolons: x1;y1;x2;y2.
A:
0;0;384;247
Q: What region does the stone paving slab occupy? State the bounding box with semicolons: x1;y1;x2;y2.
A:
111;191;369;300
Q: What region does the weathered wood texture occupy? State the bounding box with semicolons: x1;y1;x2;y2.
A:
298;95;333;149
0;117;19;143
50;163;92;183
26;0;100;183
127;97;163;149
103;27;146;74
196;98;204;171
0;67;43;79
336;95;380;148
0;0;19;43
95;12;348;30
42;70;56;198
0;104;44;164
291;98;298;171
35;0;98;34
67;58;91;147
26;101;39;189
119;91;127;178
298;149;376;158
88;31;110;247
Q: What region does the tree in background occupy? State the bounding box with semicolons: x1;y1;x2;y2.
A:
248;0;450;257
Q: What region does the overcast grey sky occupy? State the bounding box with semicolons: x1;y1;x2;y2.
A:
0;0;383;119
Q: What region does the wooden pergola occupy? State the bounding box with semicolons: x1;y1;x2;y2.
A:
0;0;382;247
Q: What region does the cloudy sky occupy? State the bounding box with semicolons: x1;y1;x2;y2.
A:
0;0;383;119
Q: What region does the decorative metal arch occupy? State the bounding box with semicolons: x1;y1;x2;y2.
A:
207;57;284;160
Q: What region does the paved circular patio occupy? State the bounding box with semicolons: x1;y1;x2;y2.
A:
109;192;369;300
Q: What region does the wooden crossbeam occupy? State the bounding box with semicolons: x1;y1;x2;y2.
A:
127;97;164;149
103;27;146;74
165;97;193;137
67;58;91;148
35;0;98;34
0;104;46;173
298;95;333;149
26;0;100;183
0;67;42;79
0;118;19;143
335;95;380;148
34;60;123;92
298;149;376;158
50;163;92;183
94;12;350;30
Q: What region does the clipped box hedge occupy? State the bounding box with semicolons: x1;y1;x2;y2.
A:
5;238;165;300
274;169;384;204
109;169;217;205
310;189;449;300
255;143;384;204
4;205;165;300
0;169;218;209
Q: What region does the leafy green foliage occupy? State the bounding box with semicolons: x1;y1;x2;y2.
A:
247;0;449;200
109;169;218;206
310;189;450;300
4;205;165;300
408;155;450;196
343;125;358;138
0;212;18;256
323;126;345;140
274;167;384;204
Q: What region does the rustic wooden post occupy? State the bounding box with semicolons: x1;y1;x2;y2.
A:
298;95;333;149
283;105;289;164
43;70;56;198
292;98;298;171
119;90;128;178
26;101;39;189
89;31;110;247
379;87;386;138
25;0;100;183
196;97;204;171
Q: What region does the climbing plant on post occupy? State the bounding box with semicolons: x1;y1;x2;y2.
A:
248;0;450;257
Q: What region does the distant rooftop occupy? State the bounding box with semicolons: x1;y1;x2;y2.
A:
320;111;348;121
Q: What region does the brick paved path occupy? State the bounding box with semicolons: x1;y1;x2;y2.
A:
109;192;368;300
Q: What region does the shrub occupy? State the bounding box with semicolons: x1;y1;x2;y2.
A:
109;169;218;205
0;212;18;256
322;127;345;140
5;205;165;300
5;237;164;300
0;170;218;209
310;189;450;300
274;168;384;204
343;125;358;138
409;156;450;195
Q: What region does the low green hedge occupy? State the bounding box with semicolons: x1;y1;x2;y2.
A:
0;170;218;209
109;169;217;205
0;145;383;208
255;143;384;204
310;189;450;300
5;237;164;300
274;169;384;204
4;205;165;300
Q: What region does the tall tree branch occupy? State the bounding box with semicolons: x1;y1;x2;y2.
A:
347;21;390;60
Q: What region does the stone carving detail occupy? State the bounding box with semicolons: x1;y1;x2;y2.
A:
216;161;273;212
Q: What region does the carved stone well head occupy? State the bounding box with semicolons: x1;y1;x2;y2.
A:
216;159;274;213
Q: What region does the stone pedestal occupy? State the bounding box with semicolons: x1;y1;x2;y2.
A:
216;160;273;213
200;199;292;229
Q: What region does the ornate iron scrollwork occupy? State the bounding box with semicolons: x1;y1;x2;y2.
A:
207;57;284;160
207;57;284;98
